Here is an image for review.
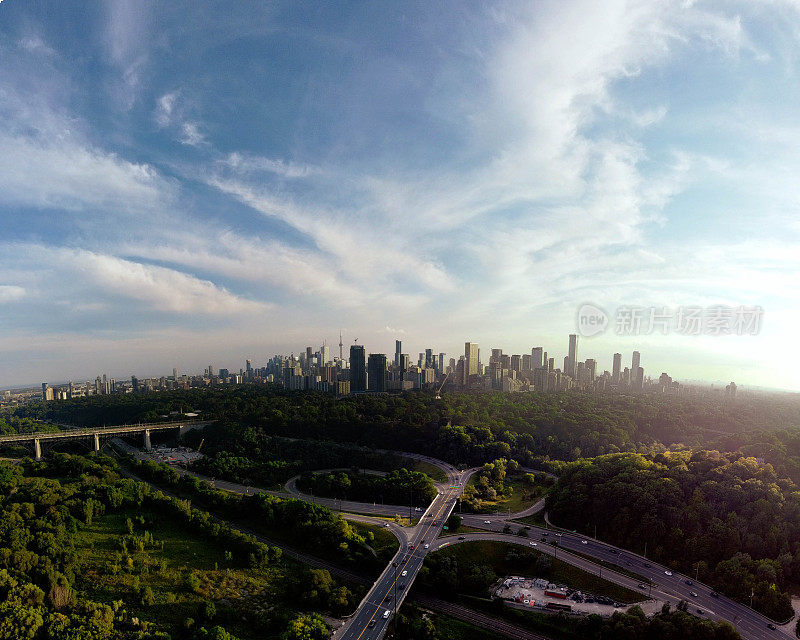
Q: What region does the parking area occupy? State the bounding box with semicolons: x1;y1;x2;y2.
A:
495;576;647;616
147;445;203;466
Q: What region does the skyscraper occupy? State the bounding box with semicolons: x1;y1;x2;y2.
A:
532;347;543;369
465;342;479;377
568;334;578;378
632;351;640;372
320;345;330;366
425;348;433;368
367;353;387;392
350;345;366;393
612;353;621;382
395;340;402;367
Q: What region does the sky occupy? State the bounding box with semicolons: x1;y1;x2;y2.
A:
1;1;800;391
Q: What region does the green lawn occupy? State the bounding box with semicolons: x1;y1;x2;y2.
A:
405;459;448;483
73;509;295;639
467;472;549;514
350;521;401;562
427;540;644;604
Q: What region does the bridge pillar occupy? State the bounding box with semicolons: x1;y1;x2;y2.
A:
93;433;100;453
143;429;152;451
34;438;42;461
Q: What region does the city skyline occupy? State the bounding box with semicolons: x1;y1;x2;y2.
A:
17;332;758;395
1;2;800;391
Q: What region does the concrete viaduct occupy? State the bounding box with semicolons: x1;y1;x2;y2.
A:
0;421;210;460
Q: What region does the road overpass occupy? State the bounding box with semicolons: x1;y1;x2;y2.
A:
0;421;209;460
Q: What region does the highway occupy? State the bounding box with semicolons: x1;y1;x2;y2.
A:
113;435;794;640
458;516;793;640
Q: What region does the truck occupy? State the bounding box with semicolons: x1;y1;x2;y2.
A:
544;590;567;600
546;602;572;612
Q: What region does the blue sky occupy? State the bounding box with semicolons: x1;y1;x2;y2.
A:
1;1;799;390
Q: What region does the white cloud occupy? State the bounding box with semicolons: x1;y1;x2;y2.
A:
56;249;267;316
0;285;26;303
180;122;207;147
155;91;178;127
221;152;317;179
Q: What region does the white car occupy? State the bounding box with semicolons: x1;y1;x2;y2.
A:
424;543;429;549
529;541;537;546
401;570;407;576
384;523;390;528
581;540;588;544
414;507;422;511
484;520;491;524
383;609;390;619
554;533;562;537
664;570;673;576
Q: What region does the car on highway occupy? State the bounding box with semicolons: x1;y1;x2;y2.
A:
767;623;776;630
554;533;562;537
384;523;390;528
409;545;415;550
458;536;465;540
685;579;693;585
690;591;698;597
368;620;375;628
529;541;537;546
484;520;491;524
643;563;652;568
401;570;407;576
637;584;646;589
424;543;429;549
664;570;673;576
383;610;390;619
581;540;588;544
386;595;392;603
433;521;439;525
414;507;422;511
696;609;704;615
710;591;719;598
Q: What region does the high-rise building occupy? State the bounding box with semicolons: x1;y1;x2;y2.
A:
425;348;433;368
585;358;596;382
350;345;366;393
367;354;387;392
395;340;402;367
612;353;622;382
465;342;479;377
522;354;532;371
568;334;578;378
320;345;330;366
41;382;49;402
438;353;445;374
532;347;543;369
400;354;410;372
173;367;179;380
632;351;640;372
511;354;521;372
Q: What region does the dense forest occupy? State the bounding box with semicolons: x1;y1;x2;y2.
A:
547;451;799;620
296;468;437;505
10;386;800;481
7;386;800;633
0;453;351;639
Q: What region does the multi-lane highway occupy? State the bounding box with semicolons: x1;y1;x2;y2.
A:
115;436;794;640
336;467;470;640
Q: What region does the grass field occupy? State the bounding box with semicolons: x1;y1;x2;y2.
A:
73;509;298;639
405;459;448;483
427;540;644;604
350;521;400;562
467;472;549;514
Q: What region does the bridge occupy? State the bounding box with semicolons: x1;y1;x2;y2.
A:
0;421;210;460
